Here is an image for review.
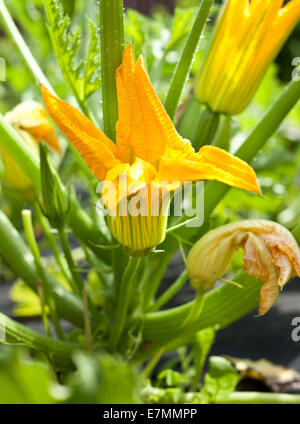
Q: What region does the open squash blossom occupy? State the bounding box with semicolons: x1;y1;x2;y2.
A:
42;45;260;255
187;220;300;315
0;101;60;201
195;0;300;115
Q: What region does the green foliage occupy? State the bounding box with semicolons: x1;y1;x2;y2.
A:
0;346;142;404
44;0;101;104
200;356;239;404
0;347;54;404
66;352;142;404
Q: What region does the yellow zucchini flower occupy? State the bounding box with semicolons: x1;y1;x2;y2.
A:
42;45;260;255
187;220;300;315
196;0;300;115
1;101;60;201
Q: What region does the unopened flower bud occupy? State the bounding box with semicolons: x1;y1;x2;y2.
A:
39;143;68;229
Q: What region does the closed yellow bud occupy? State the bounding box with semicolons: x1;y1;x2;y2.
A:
195;0;300;115
1;101;60;201
187;220;300;315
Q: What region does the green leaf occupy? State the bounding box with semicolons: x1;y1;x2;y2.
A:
66;352;142;404
157;369;187;388
44;0;101;104
0;347;55;404
61;0;76;16
201;356;239;404
192;327;216;382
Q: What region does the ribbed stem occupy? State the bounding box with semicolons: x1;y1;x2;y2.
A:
0;313;77;369
99;0;124;140
108;257;141;352
147;270;189;312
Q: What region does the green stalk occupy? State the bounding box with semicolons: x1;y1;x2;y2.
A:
0;313;77;369
0;0;53;90
22;210;52;338
141;272;260;348
180;290;205;328
57;226;84;296
99;0;124;140
191;106;220;149
34;202;70;282
108;257;141;352
147;270;189;312
164;0;214;120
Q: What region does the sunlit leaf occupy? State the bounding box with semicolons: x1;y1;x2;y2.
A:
44;0;101;103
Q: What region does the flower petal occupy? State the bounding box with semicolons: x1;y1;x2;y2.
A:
41;85;119;180
116;45;189;163
158;145;260;194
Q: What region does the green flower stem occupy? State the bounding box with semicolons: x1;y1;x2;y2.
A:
180;290;205;328
83;288;92;353
34;203;70;282
164;0;214;120
99;0;124;140
143;348;165;378
191;106;220;150
147;270;189;312
57;225;101;322
0;209;84;328
22;209;52;338
0;0;53;90
57;226;84;296
212;114;231;150
108;257;141;352
22;210;66;340
141;273;260;350
0;312;78;369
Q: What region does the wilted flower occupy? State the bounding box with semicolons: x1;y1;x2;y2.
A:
42;45;259;255
0;101;60;201
195;0;300;115
187;220;300;315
